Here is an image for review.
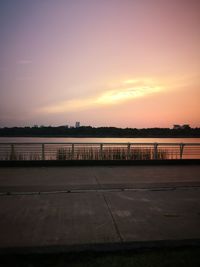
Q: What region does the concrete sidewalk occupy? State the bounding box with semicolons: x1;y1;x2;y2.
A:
0;165;200;192
0;165;200;253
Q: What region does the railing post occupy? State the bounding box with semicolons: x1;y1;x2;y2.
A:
71;144;74;160
10;144;15;160
42;144;45;160
154;143;158;160
180;143;184;159
127;143;131;160
100;143;103;160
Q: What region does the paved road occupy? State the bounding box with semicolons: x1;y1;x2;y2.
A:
0;165;200;192
0;165;200;253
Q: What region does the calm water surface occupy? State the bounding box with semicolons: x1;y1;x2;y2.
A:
0;137;199;143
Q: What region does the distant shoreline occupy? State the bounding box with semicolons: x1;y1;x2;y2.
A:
0;126;200;138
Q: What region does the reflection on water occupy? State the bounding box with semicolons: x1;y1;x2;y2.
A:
0;137;200;143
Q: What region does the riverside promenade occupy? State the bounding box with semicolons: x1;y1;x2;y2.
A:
0;165;200;253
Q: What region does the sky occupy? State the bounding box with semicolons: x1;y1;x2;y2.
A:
0;0;200;128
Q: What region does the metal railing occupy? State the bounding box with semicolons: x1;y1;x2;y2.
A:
0;142;200;161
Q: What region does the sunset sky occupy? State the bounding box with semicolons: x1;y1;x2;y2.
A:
0;0;199;128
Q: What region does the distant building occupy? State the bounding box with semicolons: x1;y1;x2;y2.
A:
173;124;181;130
173;124;190;130
75;122;80;128
182;124;190;129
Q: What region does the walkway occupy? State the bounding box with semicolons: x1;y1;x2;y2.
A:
0;165;200;253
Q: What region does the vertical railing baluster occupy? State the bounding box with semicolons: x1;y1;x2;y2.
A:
180;143;184;159
10;144;15;160
100;143;103;160
127;143;131;160
72;144;74;160
42;144;45;160
154;143;158;160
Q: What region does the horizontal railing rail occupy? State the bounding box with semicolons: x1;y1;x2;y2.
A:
0;142;200;161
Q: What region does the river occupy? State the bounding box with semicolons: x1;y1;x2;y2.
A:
0;137;199;143
0;137;199;160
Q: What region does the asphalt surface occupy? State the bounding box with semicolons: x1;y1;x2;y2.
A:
0;165;200;253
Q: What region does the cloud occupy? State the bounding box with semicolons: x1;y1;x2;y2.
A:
39;79;163;114
96;85;161;105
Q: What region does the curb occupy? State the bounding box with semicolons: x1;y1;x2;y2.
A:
0;239;200;255
0;159;200;167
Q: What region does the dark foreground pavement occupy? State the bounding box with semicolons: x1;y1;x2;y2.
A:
0;165;200;253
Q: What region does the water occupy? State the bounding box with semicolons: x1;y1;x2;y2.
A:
1;137;199;160
0;137;199;143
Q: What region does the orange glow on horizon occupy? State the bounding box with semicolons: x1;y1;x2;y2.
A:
39;79;163;114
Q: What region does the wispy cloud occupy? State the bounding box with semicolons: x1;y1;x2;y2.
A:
39;79;163;114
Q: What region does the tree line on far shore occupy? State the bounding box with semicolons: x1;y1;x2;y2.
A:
0;126;199;137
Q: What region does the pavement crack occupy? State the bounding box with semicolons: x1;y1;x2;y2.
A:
102;192;123;243
94;173;101;189
1;185;200;197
